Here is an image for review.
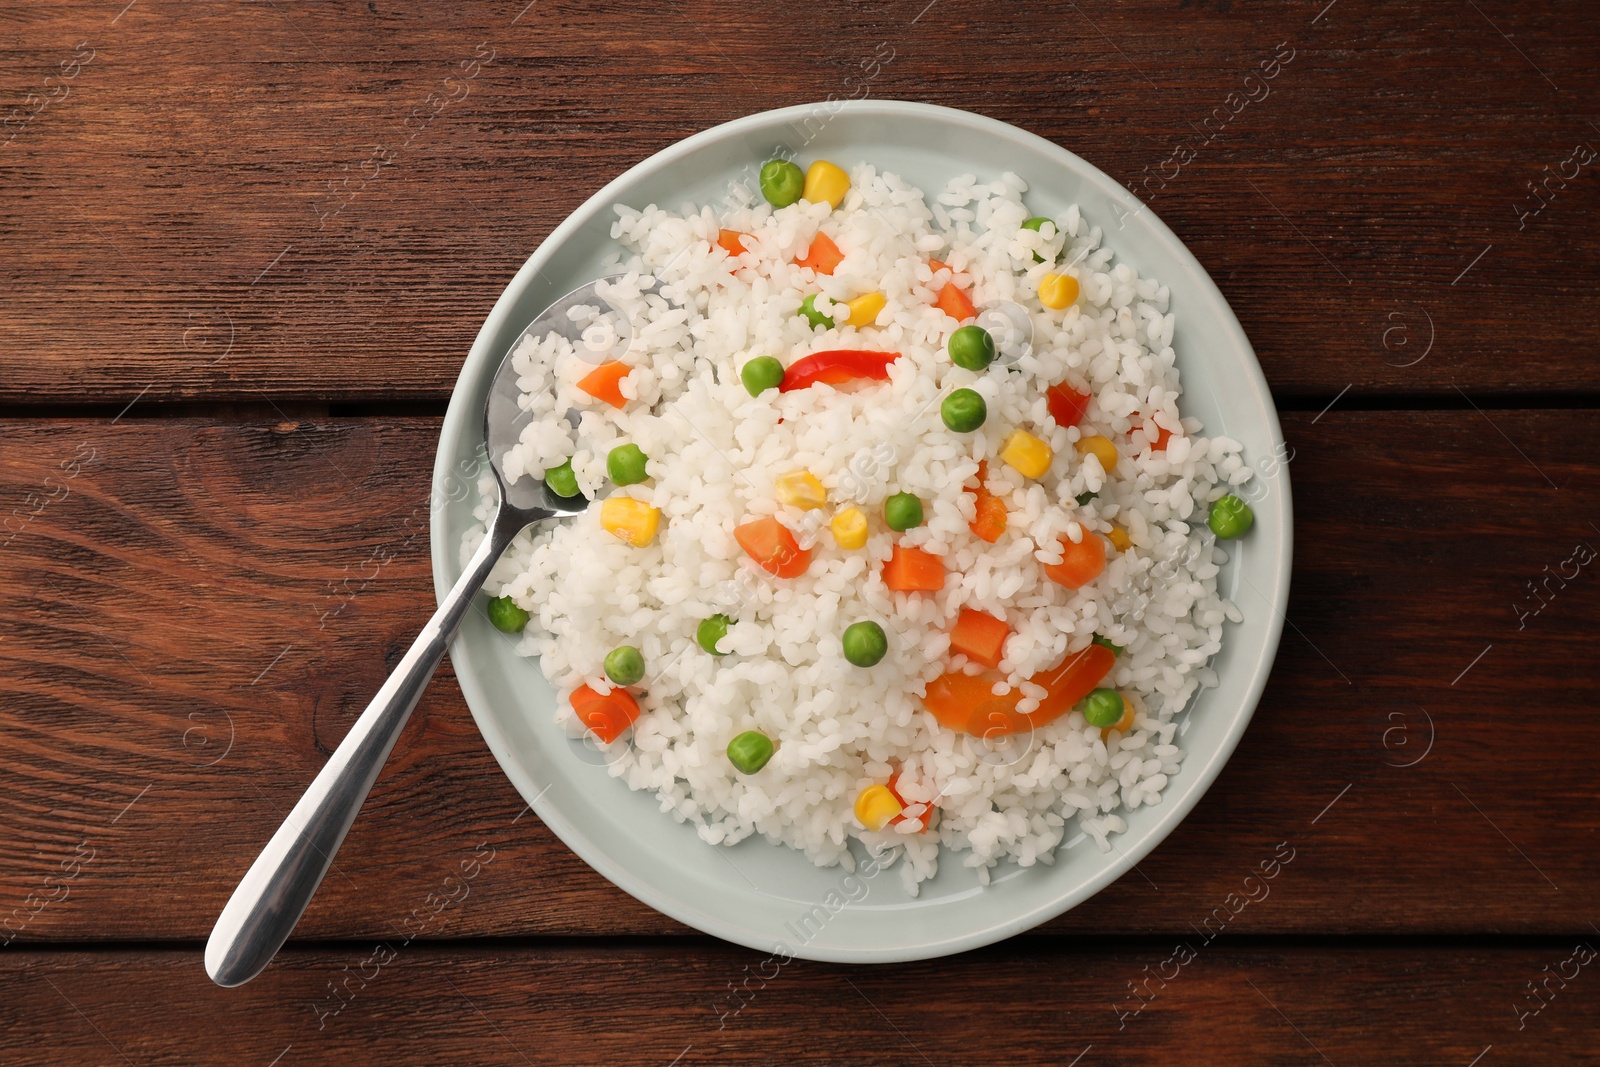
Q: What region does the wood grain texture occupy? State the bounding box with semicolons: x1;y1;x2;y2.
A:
2;1;1598;403
1;410;1595;944
5;942;1599;1065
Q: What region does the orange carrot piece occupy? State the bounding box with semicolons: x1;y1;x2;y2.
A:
971;493;1007;543
1043;533;1108;589
795;232;844;275
949;608;1010;670
883;544;946;592
1130;413;1176;453
934;282;976;323
734;516;811;578
928;258;950;274
887;772;935;834
570;683;641;744
716;229;752;256
966;461;1007;543
577;360;630;409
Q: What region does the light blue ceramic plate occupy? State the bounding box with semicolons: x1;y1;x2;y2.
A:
431;100;1291;963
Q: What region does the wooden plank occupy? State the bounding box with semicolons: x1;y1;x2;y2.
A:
2;2;1597;402
3;942;1597;1063
0;410;1596;944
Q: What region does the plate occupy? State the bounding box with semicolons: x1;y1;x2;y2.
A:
431;100;1291;963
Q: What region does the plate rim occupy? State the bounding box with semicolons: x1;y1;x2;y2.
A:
431;98;1292;963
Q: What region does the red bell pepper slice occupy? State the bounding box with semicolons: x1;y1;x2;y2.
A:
1046;382;1092;428
778;349;900;392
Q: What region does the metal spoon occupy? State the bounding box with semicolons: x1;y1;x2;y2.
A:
205;274;634;987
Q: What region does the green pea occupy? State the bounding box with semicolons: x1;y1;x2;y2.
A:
941;388;987;433
607;443;649;486
883;492;924;532
1091;635;1124;656
947;324;996;371
603;645;645;686
1208;495;1254;539
727;730;775;774
799;294;834;330
841;620;888;667
486;595;529;634
741;355;786;396
1021;216;1054;262
544;458;580;499
697;614;734;656
1082;688;1124;727
759;159;804;208
1075;490;1098;506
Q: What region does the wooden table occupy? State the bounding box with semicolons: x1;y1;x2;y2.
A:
3;1;1597;1062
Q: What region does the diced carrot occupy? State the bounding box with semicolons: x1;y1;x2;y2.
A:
882;544;946;592
577;360;630;409
1128;414;1176;453
950;608;1010;670
734;516;811;578
970;493;1007;543
795;232;844;275
928;258;949;274
887;772;934;834
1046;382;1092;428
1144;424;1174;452
1043;534;1107;589
716;229;752;256
966;461;1007;543
934;282;976;323
570;684;641;744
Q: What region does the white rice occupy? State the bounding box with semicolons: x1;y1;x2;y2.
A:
465;164;1249;892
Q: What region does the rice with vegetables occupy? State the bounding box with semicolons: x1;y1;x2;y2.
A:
467;156;1255;892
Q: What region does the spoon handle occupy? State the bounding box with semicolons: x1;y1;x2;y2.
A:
205;502;523;987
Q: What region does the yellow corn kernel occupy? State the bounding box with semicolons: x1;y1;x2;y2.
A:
1101;692;1139;741
1075;434;1118;474
844;291;886;328
1038;272;1080;310
1001;429;1054;480
775;470;827;510
854;784;903;831
831;506;868;549
803;160;851;208
1106;524;1132;552
599;497;661;546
